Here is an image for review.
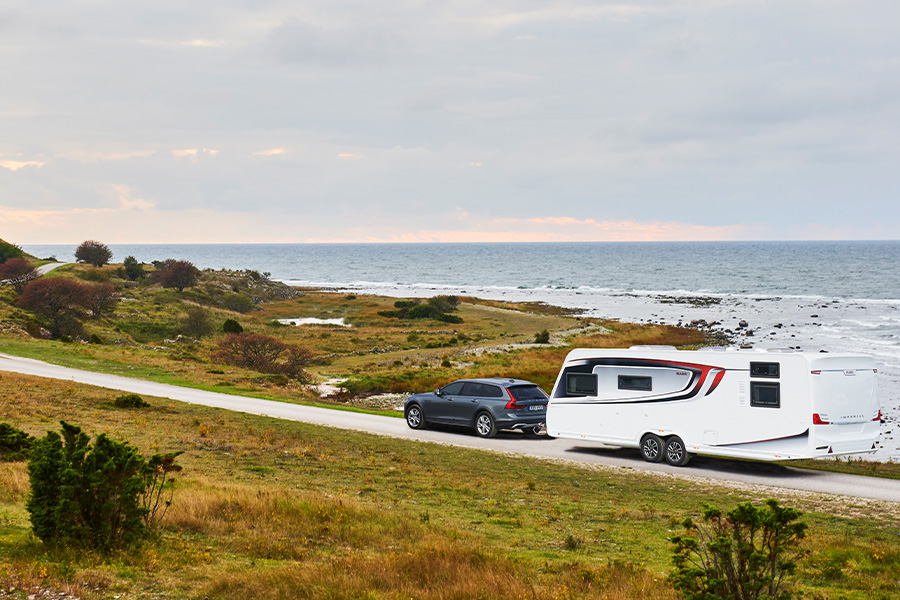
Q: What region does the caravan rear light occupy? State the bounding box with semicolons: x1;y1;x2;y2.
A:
873;410;882;422
810;370;822;375
504;389;519;409
813;413;830;425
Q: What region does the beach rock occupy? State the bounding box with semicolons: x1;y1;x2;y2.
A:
738;320;748;328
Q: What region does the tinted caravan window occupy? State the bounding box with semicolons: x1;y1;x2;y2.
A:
750;382;780;408
566;373;597;396
618;375;652;391
750;362;780;378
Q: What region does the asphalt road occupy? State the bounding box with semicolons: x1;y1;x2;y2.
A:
2;352;899;504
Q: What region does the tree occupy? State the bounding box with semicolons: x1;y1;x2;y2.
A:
180;306;214;339
222;318;244;334
158;260;200;292
669;499;808;600
75;240;113;267
17;277;92;338
122;256;145;281
0;257;38;292
88;282;118;318
0;239;25;263
212;333;313;382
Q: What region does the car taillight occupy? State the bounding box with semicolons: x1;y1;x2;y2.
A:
505;389;518;409
813;413;830;425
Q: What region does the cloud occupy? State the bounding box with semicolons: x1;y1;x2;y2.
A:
0;160;45;171
253;148;287;156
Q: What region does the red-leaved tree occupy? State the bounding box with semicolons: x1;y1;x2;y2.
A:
158;261;200;292
88;282;119;318
0;258;38;293
17;278;92;338
212;333;313;382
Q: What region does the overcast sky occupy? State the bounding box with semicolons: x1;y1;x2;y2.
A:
2;0;898;244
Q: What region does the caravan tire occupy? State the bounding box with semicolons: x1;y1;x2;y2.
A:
664;436;691;467
640;434;665;463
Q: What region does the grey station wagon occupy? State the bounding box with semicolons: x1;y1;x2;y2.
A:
404;378;549;438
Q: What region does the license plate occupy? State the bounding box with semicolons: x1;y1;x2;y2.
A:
529;405;545;411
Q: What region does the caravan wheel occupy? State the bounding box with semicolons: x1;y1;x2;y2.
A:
640;434;665;463
664;436;692;467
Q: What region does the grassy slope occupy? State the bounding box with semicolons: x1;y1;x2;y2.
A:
1;374;898;599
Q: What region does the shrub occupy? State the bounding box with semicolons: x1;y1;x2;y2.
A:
88;282;118;318
0;239;25;263
122;256;145;281
669;499;807;600
0;422;35;461
75;240;113;267
223;318;244;334
0;257;38;292
17;277;92;338
79;268;110;282
212;333;313;383
180;306;215;339
221;293;256;313
26;422;180;552
113;394;149;409
534;330;550;344
378;297;464;324
157;260;200;291
89;333;104;344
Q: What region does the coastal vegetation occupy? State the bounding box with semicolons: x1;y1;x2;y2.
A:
1;247;899;597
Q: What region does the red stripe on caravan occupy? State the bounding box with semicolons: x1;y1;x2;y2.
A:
706;370;726;395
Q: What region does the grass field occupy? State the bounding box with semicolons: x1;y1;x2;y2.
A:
1;373;899;599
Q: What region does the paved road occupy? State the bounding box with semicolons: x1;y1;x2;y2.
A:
2;352;898;503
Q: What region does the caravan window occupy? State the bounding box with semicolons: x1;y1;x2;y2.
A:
750;382;780;408
618;375;652;391
750;362;780;378
566;373;597;396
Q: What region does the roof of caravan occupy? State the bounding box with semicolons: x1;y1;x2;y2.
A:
561;346;875;365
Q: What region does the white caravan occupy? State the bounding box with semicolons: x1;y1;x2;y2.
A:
546;346;881;466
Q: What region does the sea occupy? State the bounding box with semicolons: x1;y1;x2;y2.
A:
22;241;900;461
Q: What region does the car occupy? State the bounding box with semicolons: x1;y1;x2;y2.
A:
404;378;549;438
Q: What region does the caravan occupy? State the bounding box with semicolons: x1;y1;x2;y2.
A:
546;346;881;466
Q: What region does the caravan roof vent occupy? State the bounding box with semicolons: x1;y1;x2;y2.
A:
701;346;728;352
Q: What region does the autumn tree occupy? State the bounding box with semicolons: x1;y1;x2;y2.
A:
88;282;118;318
75;240;113;267
212;333;313;382
158;260;200;292
0;258;39;292
17;278;92;338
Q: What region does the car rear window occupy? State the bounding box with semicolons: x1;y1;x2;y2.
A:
508;385;548;401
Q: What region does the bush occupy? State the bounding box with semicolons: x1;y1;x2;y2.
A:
88;282;118;318
212;333;313;383
113;394;149;409
17;277;92;338
223;318;244;334
157;260;200;292
669;499;807;600
0;239;25;263
89;333;104;345
26;422;180;552
0;257;38;292
221;293;256;313
0;422;35;461
75;240;113;267
378;297;464;324
122;256;145;281
180;306;215;339
534;330;550;344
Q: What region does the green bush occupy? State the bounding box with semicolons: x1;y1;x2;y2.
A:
26;422;180;552
534;330;550;344
223;318;244;334
669;499;807;600
0;422;35;461
0;239;25;263
221;293;256;313
113;394;149;409
89;333;104;345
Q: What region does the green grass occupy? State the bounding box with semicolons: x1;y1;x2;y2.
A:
1;372;899;599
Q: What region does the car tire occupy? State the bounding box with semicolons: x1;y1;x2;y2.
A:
664;436;692;467
640;433;665;463
405;404;426;430
474;412;497;438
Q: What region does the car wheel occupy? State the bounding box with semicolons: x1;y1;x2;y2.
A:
640;433;664;463
664;436;692;467
405;404;426;430
474;412;496;438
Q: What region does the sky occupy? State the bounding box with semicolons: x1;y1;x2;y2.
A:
2;0;899;244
